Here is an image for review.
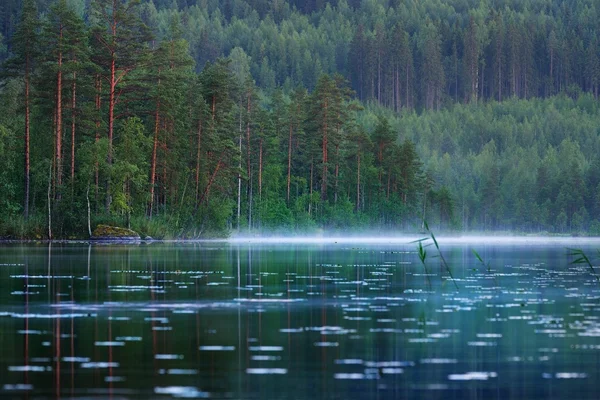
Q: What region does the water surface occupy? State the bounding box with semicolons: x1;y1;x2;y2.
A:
1;240;599;399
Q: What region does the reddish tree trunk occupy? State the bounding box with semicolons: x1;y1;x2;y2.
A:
356;153;361;212
71;72;76;184
162;135;168;208
195;118;202;202
24;55;30;219
334;144;339;204
211;96;216;121
94;76;101;205
106;52;116;212
56;28;63;197
321;98;328;201
198;160;223;205
246;92;252;226
309;158;313;216
386;166;392;200
106;5;118;212
148;95;160;218
378;142;384;187
258;138;263;199
246;93;251;180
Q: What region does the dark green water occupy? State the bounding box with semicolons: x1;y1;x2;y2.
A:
1;240;599;399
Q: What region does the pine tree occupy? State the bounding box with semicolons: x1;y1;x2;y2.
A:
585;35;600;98
491;12;505;101
90;0;152;212
389;23;413;110
196;58;236;209
419;21;445;110
286;87;307;204
464;16;480;103
372;115;394;189
40;0;89;199
347;125;370;212
147;20;194;218
310;74;352;202
3;0;38;218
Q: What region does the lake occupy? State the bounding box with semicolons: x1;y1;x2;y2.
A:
1;238;599;399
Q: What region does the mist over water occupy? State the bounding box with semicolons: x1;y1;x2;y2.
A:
227;234;600;246
1;240;600;399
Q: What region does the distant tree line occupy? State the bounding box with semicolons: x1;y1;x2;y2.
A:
2;1;600;110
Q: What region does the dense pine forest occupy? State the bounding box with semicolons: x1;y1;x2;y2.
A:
1;0;600;238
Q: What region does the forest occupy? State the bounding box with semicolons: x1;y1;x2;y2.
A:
0;0;600;238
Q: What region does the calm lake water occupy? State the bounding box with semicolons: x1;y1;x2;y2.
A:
1;239;599;399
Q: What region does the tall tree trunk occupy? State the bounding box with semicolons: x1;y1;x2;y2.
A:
106;51;116;212
94;76;101;206
47;164;52;240
378;143;383;189
356;153;360;212
24;55;30;219
498;53;502;101
198;160;223;206
195;118;202;202
248;175;253;230
211;96;216;121
395;66;400;111
309;157;313;216
287;120;292;203
237;100;242;231
246;91;252;227
480;64;484;100
549;47;554;91
258;138;263;199
321;99;328;201
406;65;410;109
70;72;76;185
106;4;119;212
162;140;167;208
421;191;427;231
148;95;160;218
377;50;381;103
56;31;63;199
386;166;392;200
334;144;339;204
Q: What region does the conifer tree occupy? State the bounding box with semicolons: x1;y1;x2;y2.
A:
90;0;151;212
418;21;445;110
147;18;194;218
40;0;89;198
4;0;38;218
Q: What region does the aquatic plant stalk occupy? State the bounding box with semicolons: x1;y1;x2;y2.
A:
472;249;498;286
424;221;459;290
417;240;432;290
567;248;600;284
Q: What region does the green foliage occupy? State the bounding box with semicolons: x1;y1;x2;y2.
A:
1;0;600;238
112;117;151;219
0;214;47;239
414;238;432;290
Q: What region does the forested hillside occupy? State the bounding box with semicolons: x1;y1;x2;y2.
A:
0;0;599;238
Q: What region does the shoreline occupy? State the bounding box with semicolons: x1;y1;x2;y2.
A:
1;235;600;245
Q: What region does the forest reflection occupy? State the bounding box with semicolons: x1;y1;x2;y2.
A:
1;242;599;399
